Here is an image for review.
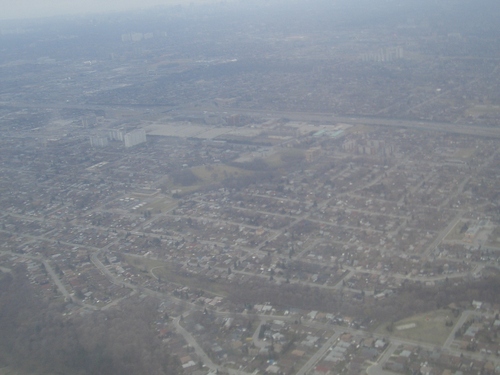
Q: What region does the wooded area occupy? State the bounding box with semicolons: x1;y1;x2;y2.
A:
0;268;181;375
228;273;500;324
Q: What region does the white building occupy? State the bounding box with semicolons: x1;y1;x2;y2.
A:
124;129;146;148
90;135;108;148
107;128;124;142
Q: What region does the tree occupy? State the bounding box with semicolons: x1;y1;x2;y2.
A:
75;288;85;300
0;270;182;375
386;321;394;332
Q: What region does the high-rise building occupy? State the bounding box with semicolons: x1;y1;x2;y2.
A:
81;115;97;128
90;135;108;148
107;129;124;142
124;129;147;148
361;47;404;62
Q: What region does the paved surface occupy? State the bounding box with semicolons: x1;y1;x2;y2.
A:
296;331;342;375
173;316;221;373
0;250;98;310
366;343;397;375
183;107;500;138
443;310;475;349
251;319;268;349
174;316;253;375
42;259;71;300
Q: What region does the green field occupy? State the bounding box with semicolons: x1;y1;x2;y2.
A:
466;104;500;117
444;220;468;242
123;255;230;296
131;196;177;214
486;226;500;248
0;367;43;375
160;164;252;197
376;309;456;345
191;164;250;183
265;149;305;169
453;148;476;159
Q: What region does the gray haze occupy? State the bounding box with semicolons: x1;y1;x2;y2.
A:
0;0;222;20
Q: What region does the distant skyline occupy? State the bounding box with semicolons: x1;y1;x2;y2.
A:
0;0;233;20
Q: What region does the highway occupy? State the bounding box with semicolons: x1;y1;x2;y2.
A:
3;100;500;139
182;106;500;138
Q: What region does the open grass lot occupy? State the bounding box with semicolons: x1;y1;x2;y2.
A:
444;220;467;242
465;104;500;117
265;149;305;169
486;226;500;248
453;148;476;159
160;164;252;197
265;153;287;169
135;196;177;214
0;367;41;375
375;309;456;346
162;177;203;196
123;255;230;297
191;164;250;183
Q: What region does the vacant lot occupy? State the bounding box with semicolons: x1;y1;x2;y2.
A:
486;226;500;248
376;309;456;345
0;367;41;375
138;196;177;214
191;164;250;183
123;255;230;297
444;220;468;242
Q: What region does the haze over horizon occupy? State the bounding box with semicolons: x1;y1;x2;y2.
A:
0;0;236;20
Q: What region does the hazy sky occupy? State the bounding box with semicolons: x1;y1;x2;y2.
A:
0;0;225;20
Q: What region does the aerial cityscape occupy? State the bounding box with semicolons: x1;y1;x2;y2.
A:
1;1;500;374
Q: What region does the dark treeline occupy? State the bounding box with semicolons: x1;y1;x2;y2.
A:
228;273;500;324
0;268;181;375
